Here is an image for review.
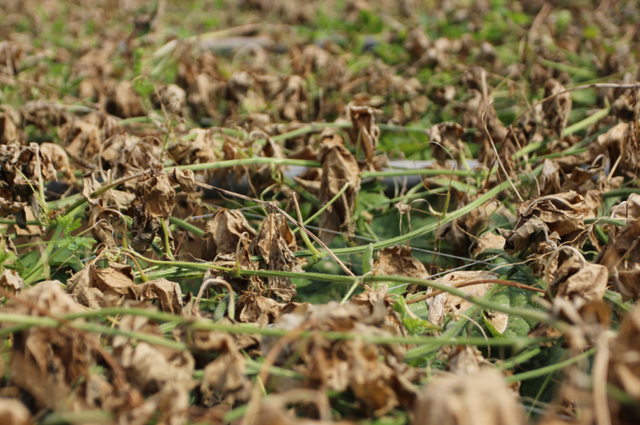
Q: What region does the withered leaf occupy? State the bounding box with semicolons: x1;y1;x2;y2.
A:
373;245;428;279
0;269;24;294
0;398;32;425
135;171;176;219
91;262;135;296
250;213;302;302
543;79;572;137
608;302;640;424
169;168;196;194
200;344;251;406
549;253;608;305
427;270;498;326
113;314;194;395
347;104;381;163
500;191;595;254
3;281;94;409
106;81;146;118
0;198;26;218
134;278;183;314
414;369;526;425
88;199;118;249
474;231;506;256
58;119;102;162
202;208;257;261
317;130;360;244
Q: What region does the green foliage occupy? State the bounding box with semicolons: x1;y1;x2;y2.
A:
56;215;82;237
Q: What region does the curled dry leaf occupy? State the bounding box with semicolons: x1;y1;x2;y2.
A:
91;262;135;296
3;281;93;409
427;122;466;164
499;191;595;255
169;129;217;170
373;245;428;278
135;169;177;219
474;231;506;256
134;278;184;314
609;193;640;238
373;245;428;295
252;137;286;189
263;285;421;416
66;263;106;309
58;119;102;163
608;302;640;424
439;199;510;254
245;390;350;425
462;89;507;160
439;345;492;375
347;104;381;163
237;290;304;326
0;269;24;294
404;27;431;59
169;167;196;194
413;369;526;425
250;212;302;302
0;109;22;145
40;142;73;179
199;340;252;406
556;122;639;176
0;198;26;218
543;79;572;137
0;398;32;425
426;270;499;327
113;313;194;395
548;252;608;306
538;159;562;195
595;219;640;300
151;84;187;116
202;208;257;261
88;199;118;249
273;75;309;121
105;81;146;118
68;263;183;314
317;129;360;244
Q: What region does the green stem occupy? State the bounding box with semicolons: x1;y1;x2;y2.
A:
123;249;560;328
0;307;550;348
160;218;175;260
292;182;351;234
505;347;596;383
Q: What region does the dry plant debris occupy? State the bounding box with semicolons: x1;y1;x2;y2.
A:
0;0;639;424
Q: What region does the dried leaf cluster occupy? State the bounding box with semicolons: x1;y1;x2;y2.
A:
1;0;640;424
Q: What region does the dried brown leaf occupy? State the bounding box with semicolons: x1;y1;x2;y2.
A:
106;81;146;118
0;269;23;294
91;262;135;296
133;278;183;314
608;302;640;424
113;314;194;395
347;104;381;163
373;245;428;278
413;369;526;425
0;398;32;425
427;270;498;326
202;208;257;261
500;191;595;255
250;213;302;302
59;120;102;163
543;79;572;137
317;130;360;244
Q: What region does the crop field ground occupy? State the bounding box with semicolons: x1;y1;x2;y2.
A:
1;0;640;424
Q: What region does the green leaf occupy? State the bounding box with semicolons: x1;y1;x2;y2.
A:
362;243;374;275
56;215;82;237
483;313;506;339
